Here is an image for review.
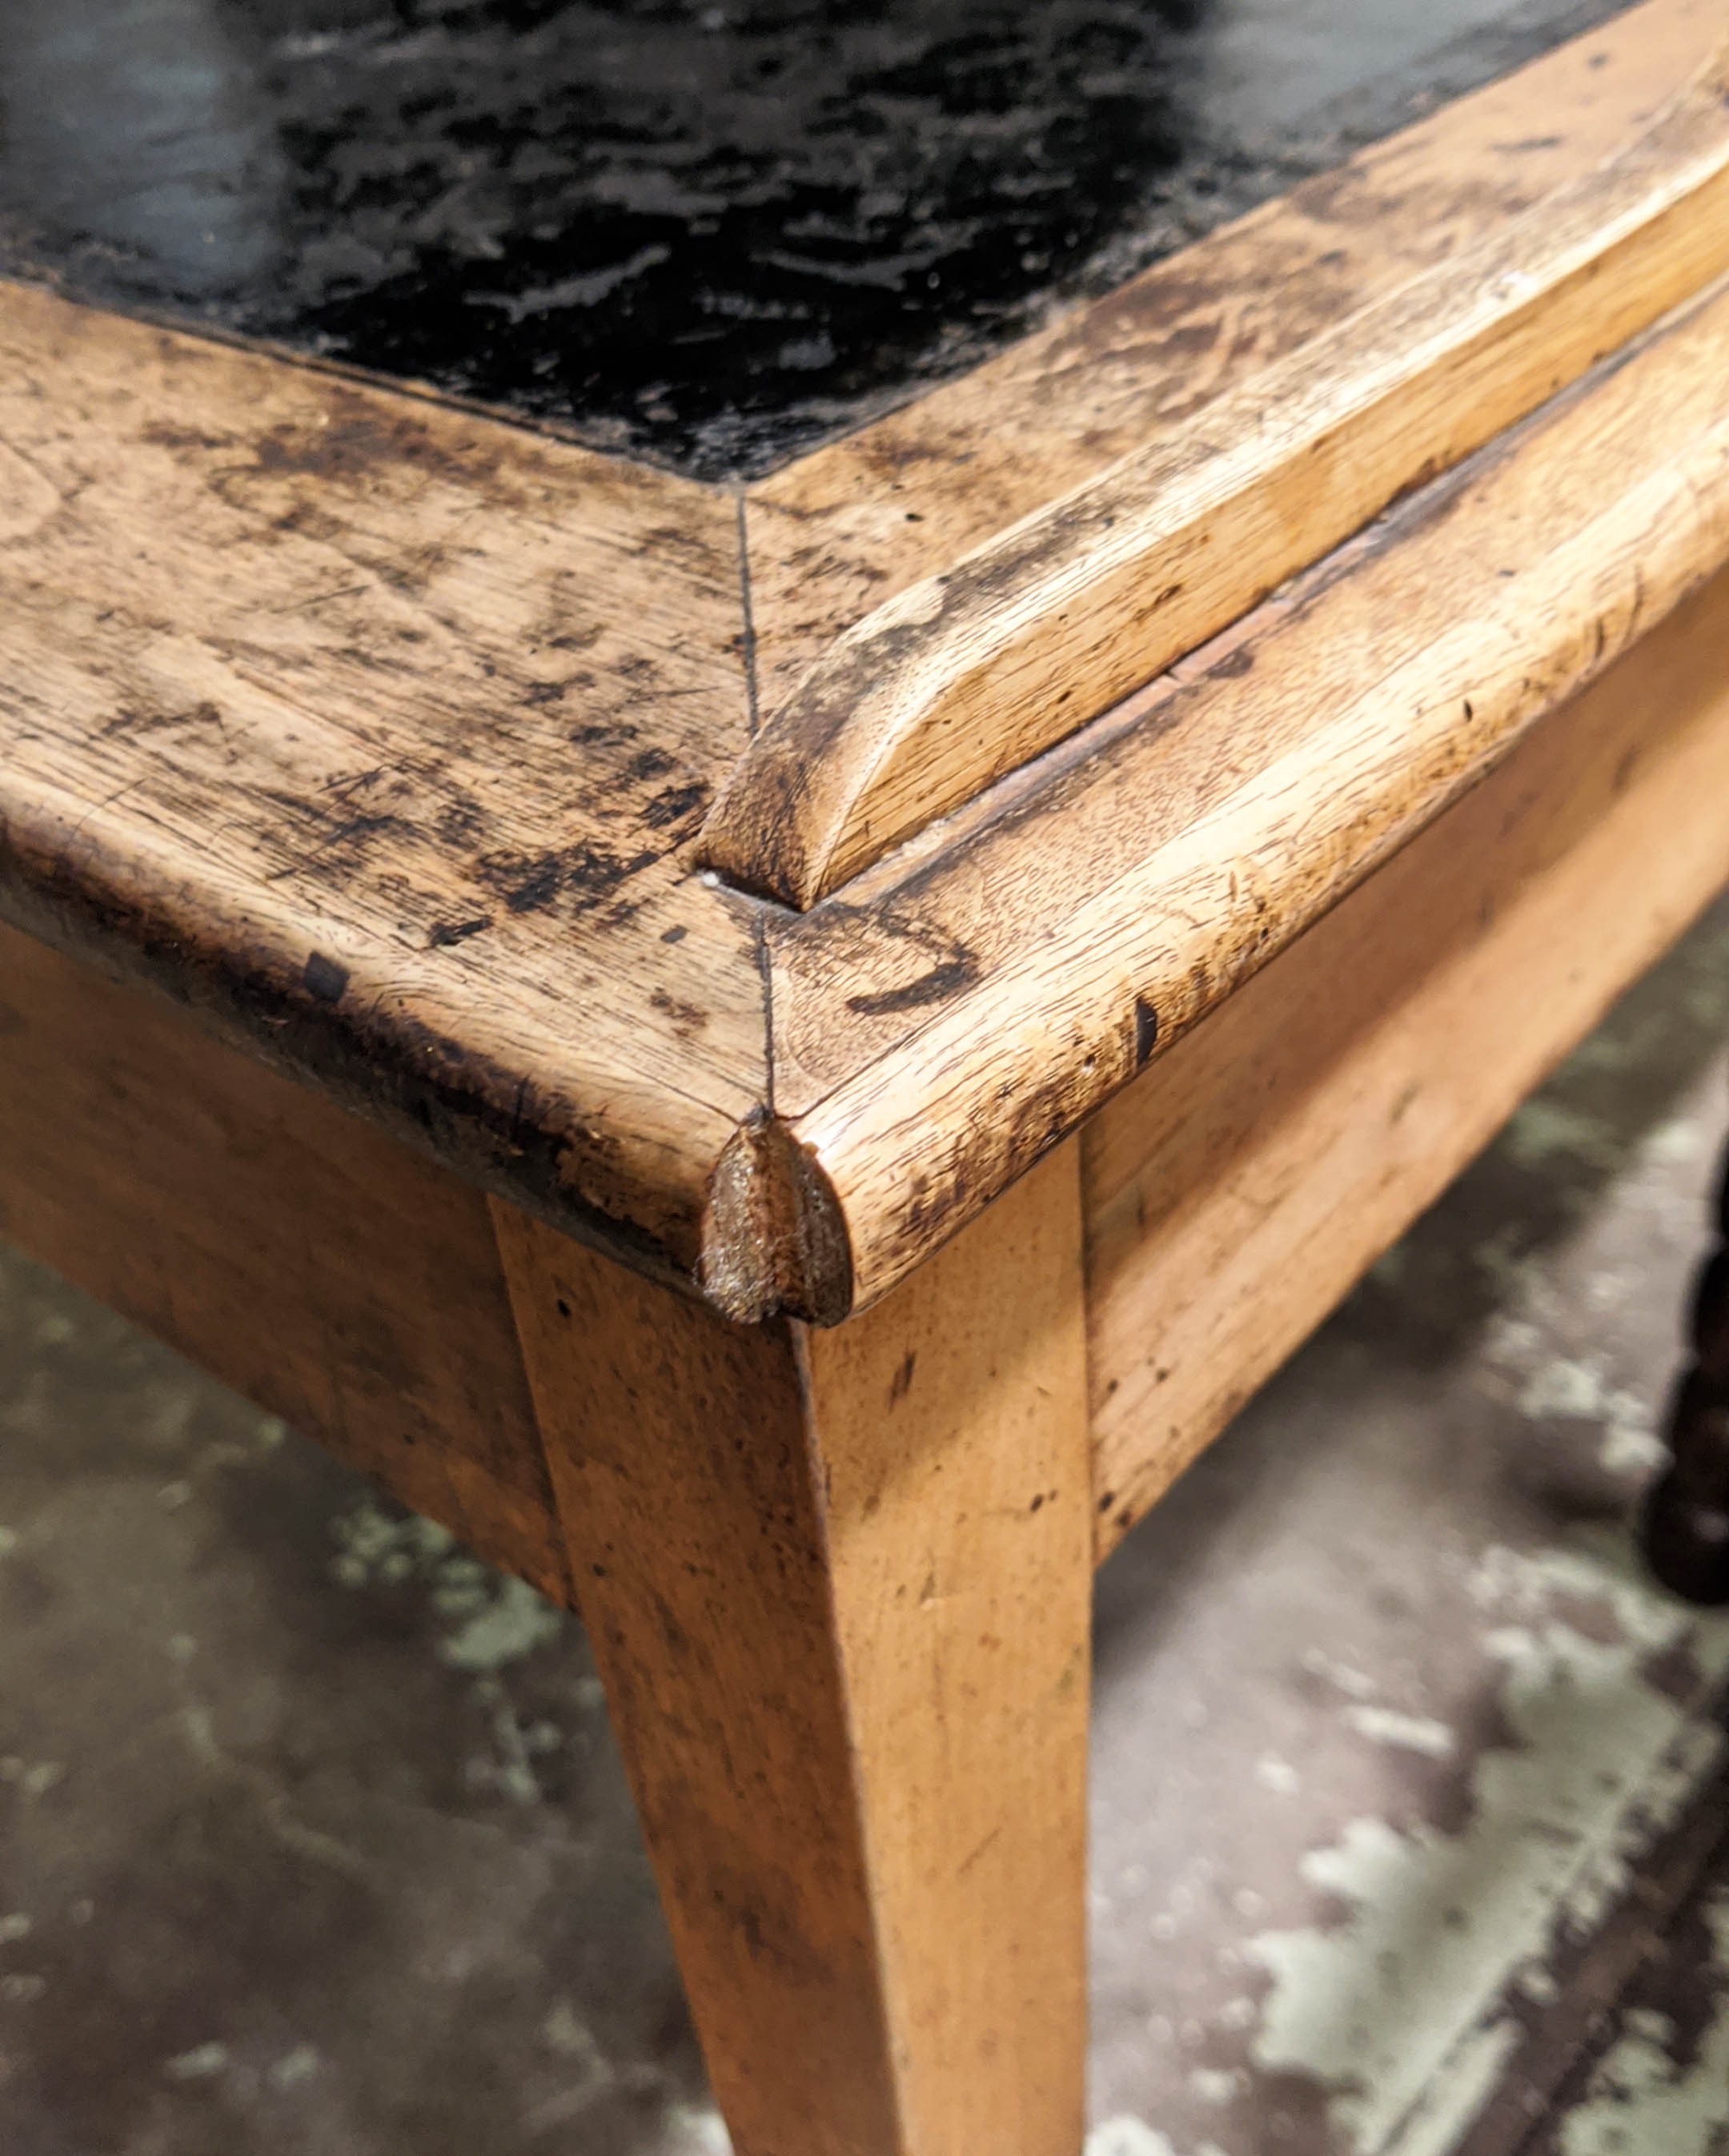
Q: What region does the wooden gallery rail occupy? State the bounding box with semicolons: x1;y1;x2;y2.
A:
3;7;1729;2153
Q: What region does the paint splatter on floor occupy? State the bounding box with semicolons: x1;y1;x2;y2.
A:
6;902;1729;2153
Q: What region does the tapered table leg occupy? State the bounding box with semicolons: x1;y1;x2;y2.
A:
492;1147;1094;2156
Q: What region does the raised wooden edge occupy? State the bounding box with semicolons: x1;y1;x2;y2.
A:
758;270;1729;1319
700;26;1729;909
743;0;1720;716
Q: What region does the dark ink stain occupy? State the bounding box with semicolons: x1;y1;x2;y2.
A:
475;840;660;917
255;416;396;483
303;950;349;1003
660;925;689;946
642;781;712;833
1208;645;1256;681
427;916;492;949
436;797;486;846
1134;996;1160;1066
649;987;707;1038
139;420;228;456
99;699;227;740
889;1351;917;1404
324;813;399;853
255;782;417;886
494;854;564;914
566;845;658;909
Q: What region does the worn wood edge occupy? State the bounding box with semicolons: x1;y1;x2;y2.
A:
0;871;712;1290
0;275;783;1303
700;27;1729;909
0;873;857;1325
11;264;1723;1335
0;258;740;496
775;293;1729;1318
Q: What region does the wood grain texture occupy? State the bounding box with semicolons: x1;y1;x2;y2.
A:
764;271;1729;1317
0;280;762;1288
0;919;566;1600
706;23;1729;906
744;0;1723;716
6;3;1727;1333
1085;568;1729;1556
492;1143;1091;2156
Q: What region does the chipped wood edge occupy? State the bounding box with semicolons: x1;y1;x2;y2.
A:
699;28;1729;909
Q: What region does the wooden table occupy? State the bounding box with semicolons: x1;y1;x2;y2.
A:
3;3;1729;2150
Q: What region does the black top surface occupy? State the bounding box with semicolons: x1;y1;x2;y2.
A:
0;0;1637;479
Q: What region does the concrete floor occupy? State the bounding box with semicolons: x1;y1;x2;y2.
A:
6;897;1729;2156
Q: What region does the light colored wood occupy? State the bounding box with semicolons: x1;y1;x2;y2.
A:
491;1143;1092;2156
707;28;1729;906
1086;565;1729;1555
6;7;1725;1329
0;918;567;1600
744;0;1723;713
762;271;1729;1318
0;279;761;1288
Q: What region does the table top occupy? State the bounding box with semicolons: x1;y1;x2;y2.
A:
0;0;1637;479
2;0;1726;1325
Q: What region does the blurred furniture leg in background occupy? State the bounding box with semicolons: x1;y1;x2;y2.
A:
1644;1111;1729;1604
